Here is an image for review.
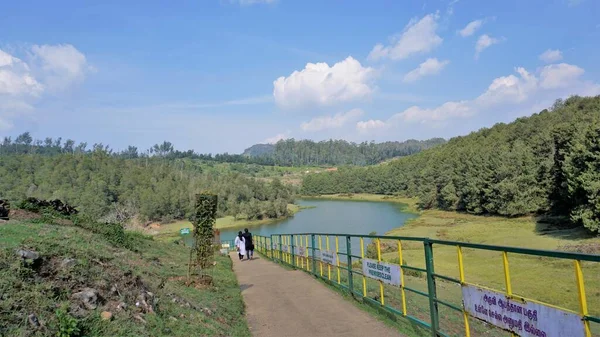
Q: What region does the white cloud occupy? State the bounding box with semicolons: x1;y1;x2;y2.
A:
539;63;584;89
300;109;363;132
273;56;375;108
447;0;459;16
356;62;598;131
30;44;91;91
475;67;538;106
0;44;91;132
475;34;501;58
403;58;450;83
368;12;442;61
0;50;44;96
397;101;473;123
148;95;273;110
539;49;563;63
357;119;386;132
263;133;288;144
459;19;483;37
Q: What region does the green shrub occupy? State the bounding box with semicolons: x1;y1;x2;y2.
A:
55;305;80;337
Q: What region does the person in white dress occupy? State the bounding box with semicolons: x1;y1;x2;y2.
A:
234;231;246;260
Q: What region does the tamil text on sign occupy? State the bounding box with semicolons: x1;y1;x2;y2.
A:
362;258;401;287
320;250;337;265
462;285;585;337
294;246;306;256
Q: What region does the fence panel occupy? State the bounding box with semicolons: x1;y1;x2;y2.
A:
250;233;599;337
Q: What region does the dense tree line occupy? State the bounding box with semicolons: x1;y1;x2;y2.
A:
0;150;295;223
303;96;600;233
1;133;443;167
243;138;446;166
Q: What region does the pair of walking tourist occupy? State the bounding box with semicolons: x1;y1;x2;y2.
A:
234;228;254;260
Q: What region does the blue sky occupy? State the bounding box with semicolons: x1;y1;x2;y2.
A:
1;0;599;153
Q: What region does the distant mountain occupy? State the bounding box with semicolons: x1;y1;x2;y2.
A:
242;143;275;157
241;138;446;166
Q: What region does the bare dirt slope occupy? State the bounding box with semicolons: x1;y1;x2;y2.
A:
230;253;402;337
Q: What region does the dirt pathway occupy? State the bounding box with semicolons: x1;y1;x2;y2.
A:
230;253;402;337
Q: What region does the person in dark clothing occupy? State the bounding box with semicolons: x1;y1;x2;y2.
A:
242;228;254;260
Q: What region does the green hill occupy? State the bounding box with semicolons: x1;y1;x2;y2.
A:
242;143;275;157
0;214;249;336
242;138;446;166
302;95;600;232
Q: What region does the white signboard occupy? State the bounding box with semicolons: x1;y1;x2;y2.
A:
462;285;585;337
294;246;306;256
362;258;401;287
320;250;337;265
281;244;289;253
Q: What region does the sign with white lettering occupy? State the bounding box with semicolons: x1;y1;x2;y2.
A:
320;250;337;265
294;246;306;256
362;258;401;287
462;285;585;337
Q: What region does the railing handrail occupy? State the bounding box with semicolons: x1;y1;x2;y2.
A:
250;232;599;337
264;232;600;262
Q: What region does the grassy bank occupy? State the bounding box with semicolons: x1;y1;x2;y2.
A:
0;221;250;336
378;208;600;335
302;193;419;213
155;204;304;242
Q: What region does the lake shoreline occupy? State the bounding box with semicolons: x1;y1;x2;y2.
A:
154;203;312;240
301;193;420;214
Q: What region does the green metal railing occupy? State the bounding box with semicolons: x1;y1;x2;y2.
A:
251;233;599;337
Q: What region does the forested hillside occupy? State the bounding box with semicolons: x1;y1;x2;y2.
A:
303;96;600;232
243;138;446;166
0;151;295;223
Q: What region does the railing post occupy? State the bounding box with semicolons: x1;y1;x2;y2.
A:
346;235;353;295
291;234;296;267
424;239;440;337
279;235;283;262
311;234;316;275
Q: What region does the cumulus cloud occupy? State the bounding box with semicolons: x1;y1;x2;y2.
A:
475;67;538;106
475;34;502;59
356;119;386;132
273;56;375;108
0;44;91;132
539;49;564;63
368;12;442;61
0;50;44;96
458;19;484;37
356;62;598;130
30;44;92;91
539;63;584;89
301;109;363;132
403;58;449;83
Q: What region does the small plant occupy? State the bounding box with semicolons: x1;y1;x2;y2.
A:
55;305;80;337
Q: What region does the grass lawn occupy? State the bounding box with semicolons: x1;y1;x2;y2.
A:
0;221;250;337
